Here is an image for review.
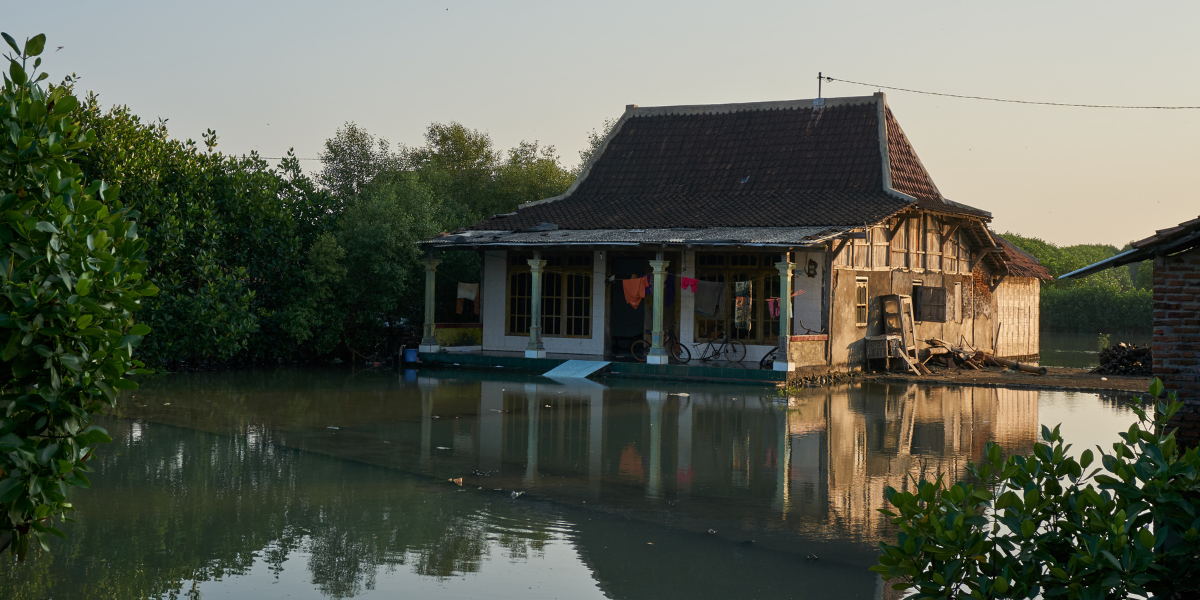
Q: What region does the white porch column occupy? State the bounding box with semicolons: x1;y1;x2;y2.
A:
676;398;693;495
526;252;547;358
647;252;670;365
774;258;796;371
419;256;441;352
589;394;604;492
646;390;666;498
773;407;792;514
525;383;540;484
419;377;436;467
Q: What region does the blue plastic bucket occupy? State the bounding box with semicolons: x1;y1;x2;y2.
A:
404;348;419;363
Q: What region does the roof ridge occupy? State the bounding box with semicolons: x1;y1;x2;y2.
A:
627;95;877;117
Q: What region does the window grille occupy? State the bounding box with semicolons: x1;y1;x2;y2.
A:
855;279;869;327
506;253;593;338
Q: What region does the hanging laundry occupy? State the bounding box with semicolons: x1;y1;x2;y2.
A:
456;282;479;315
680;277;699;293
767;298;780;319
734;281;753;330
694;281;727;317
623;276;647;309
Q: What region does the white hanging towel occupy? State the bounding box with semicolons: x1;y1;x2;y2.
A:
457;282;479;300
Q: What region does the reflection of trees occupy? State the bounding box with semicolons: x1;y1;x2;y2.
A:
0;416;552;600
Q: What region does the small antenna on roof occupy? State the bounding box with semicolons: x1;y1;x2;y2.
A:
818;72;822;98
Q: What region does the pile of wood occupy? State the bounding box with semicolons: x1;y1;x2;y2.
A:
1094;343;1153;376
923;338;1048;375
923;338;986;369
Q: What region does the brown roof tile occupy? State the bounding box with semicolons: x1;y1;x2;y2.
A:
468;95;989;232
997;236;1054;280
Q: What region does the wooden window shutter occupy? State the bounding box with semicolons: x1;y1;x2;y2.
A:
922;287;947;322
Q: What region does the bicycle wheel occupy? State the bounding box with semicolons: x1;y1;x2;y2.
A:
759;347;777;369
671;342;691;364
724;340;747;363
630;340;649;362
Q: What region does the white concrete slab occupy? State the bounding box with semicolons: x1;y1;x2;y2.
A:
543;360;611;379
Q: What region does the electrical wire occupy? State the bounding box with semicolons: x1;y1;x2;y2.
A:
822;75;1200;110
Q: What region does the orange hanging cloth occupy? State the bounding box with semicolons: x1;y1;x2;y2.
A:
622;276;647;309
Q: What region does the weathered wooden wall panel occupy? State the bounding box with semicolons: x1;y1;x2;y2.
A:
993;277;1040;358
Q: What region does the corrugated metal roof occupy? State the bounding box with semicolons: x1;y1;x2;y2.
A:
1059;215;1200;280
420;226;852;248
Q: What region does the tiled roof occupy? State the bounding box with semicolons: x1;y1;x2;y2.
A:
997;236;1054;280
464;94;989;233
1132;215;1200;250
885;107;940;202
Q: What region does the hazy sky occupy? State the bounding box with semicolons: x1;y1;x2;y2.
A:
11;1;1199;246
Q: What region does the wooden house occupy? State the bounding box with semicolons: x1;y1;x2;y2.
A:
420;93;1050;373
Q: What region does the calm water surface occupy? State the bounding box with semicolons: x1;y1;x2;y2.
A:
1039;331;1152;368
0;368;1142;599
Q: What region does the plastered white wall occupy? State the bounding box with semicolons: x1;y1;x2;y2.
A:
679;250;696;347
793;250;824;334
481;250;607;356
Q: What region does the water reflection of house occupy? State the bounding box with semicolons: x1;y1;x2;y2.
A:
418;377;1039;543
418;94;1051;375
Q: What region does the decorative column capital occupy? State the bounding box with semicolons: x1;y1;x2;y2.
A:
527;258;547;271
649;259;670;272
423;258;441;271
775;261;795;275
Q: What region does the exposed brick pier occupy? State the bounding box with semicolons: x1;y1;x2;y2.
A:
1154;247;1200;446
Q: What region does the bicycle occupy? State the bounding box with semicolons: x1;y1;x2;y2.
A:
693;330;746;363
630;330;691;364
759;319;823;369
759;346;778;369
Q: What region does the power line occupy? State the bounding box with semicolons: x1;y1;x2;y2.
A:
821;75;1200;110
260;156;321;160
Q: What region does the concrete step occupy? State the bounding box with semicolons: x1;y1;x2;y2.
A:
542;360;611;379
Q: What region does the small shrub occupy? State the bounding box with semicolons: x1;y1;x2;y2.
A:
873;378;1200;599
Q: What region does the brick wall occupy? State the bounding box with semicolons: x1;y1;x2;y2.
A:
1153;247;1200;447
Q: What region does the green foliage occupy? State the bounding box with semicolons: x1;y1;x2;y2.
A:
401;121;574;229
282;175;440;356
873;379;1200;599
0;33;156;557
1000;233;1152;334
316;122;402;211
74;100;331;368
1040;272;1152;334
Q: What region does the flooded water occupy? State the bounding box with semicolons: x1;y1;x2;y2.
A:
1039;331;1153;368
0;369;1142;599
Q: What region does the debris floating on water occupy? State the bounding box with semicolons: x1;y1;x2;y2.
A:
707;529;717;535
511;491;524;499
436;446;451;450
806;553;819;562
326;426;339;430
449;478;463;486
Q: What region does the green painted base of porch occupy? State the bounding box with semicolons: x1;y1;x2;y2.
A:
416;352;786;384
